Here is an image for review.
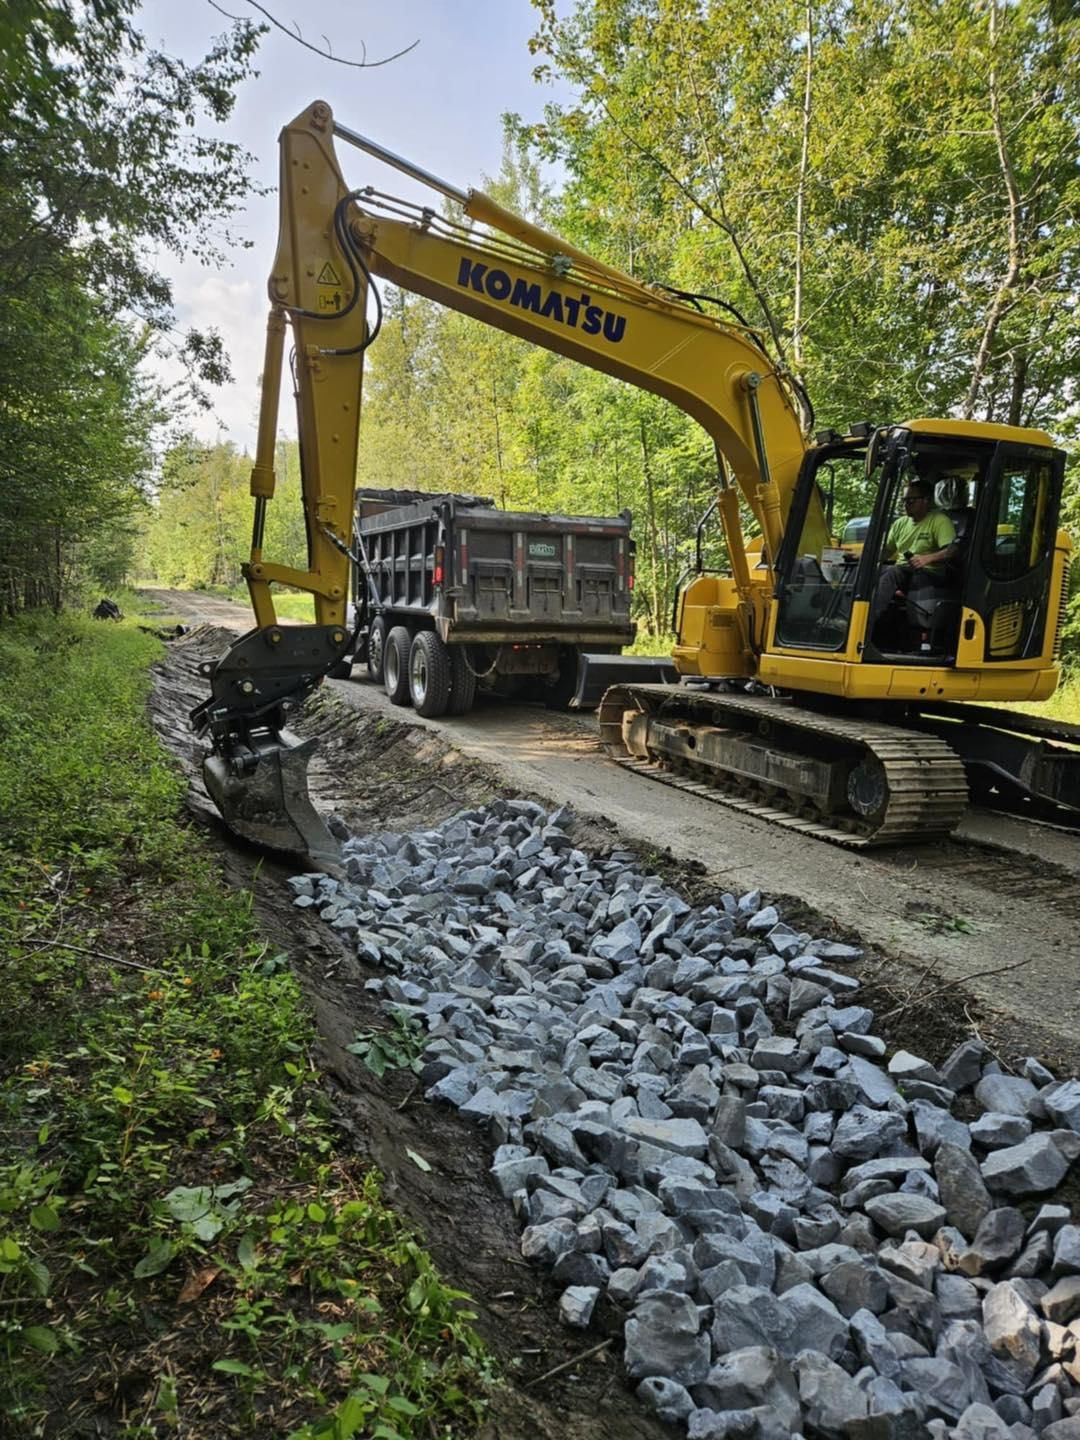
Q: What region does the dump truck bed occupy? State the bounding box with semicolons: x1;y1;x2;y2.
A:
356;489;636;646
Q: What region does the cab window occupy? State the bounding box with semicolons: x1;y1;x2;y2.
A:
984;459;1051;581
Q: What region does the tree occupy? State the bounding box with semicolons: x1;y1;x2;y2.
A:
0;0;265;616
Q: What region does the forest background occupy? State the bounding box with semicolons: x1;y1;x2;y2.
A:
4;0;1079;653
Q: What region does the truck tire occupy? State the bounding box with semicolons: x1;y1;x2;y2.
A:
543;646;580;710
367;615;387;684
409;631;452;717
384;626;412;706
447;645;477;715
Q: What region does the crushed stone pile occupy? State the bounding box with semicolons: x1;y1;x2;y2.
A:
291;800;1080;1440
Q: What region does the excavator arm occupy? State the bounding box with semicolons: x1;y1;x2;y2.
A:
192;99;818;859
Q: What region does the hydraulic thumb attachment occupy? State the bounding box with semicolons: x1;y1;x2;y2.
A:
190;624;350;867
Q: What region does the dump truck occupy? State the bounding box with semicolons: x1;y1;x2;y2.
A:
346;487;673;716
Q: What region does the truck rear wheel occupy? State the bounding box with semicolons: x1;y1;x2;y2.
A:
384;626;412;706
367;615;387;684
447;645;477;715
409;631;451;717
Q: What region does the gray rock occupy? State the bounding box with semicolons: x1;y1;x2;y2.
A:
939;1040;988;1092
685;1409;757;1439
969;1112;1033;1149
793;1350;869;1433
636;1376;695;1424
620;1115;709;1158
711;1284;794;1355
711;1093;747;1151
912;1101;972;1157
777;1282;849;1359
521;1218;579;1266
844;1055;901;1107
698;1346;800;1432
882;1272;943;1347
973;1074;1040;1118
879;1238;940;1290
821;1259;890;1317
750;1037;801;1073
936;1273;982;1322
1054;1225;1080;1277
952;1403;1013;1439
850;1306;900;1377
788;977;832;1019
865;1192;947;1239
1042;1079;1080;1133
982;1282;1041;1377
833;1104;907;1160
957;1208;1027;1276
1033;1384;1064;1433
1043;1418;1080;1439
1028;1204;1072;1241
1041;1276;1080;1325
552;1250;610;1289
898;1356;972;1422
980;1133;1068;1196
559;1284;599;1328
624;1290;711;1385
935;1142;993;1240
888;1049;945;1085
839;1031;887;1059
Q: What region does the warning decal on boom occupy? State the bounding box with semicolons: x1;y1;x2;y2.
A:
316;262;342;286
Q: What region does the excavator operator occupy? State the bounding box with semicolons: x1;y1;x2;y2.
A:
869;477;959;644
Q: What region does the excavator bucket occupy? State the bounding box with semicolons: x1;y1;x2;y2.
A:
202;731;341;868
572;652;679;709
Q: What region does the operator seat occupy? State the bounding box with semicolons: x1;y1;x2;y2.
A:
935;475;974;546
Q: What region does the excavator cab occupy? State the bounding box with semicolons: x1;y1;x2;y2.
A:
771;422;1066;678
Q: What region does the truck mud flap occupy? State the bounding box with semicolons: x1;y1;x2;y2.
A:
572;653;678;709
202;731;341;867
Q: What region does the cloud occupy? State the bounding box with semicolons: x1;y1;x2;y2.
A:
143;255;279;451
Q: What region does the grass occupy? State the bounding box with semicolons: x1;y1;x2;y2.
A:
0;607;491;1438
1012;670;1080;724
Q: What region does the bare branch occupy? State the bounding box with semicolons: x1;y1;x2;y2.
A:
207;0;419;68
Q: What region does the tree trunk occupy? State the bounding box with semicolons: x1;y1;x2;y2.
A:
962;1;1023;421
793;0;815;374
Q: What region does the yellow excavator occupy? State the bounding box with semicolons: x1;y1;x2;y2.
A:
192;100;1077;859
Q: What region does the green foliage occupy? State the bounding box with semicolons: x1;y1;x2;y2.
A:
0;612;490;1434
139;439;312;601
351;0;1078;637
346;1013;427;1079
0;1;265;617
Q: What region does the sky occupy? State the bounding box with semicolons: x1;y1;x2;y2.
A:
138;0;569;448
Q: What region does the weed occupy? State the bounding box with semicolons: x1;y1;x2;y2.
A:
913;910;977;936
347;1011;426;1078
0;611;491;1436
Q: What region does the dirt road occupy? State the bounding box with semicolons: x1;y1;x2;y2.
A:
150;587;1080;1068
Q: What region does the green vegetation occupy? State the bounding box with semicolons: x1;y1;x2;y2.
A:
0;1;263;618
0;609;491;1437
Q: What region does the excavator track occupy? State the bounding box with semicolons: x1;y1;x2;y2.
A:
598;685;969;849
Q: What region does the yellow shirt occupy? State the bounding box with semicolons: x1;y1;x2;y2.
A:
886;508;956;571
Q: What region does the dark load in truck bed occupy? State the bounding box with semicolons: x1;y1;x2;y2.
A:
345;488;667;717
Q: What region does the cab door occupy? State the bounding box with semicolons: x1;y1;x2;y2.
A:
961;444;1064;662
